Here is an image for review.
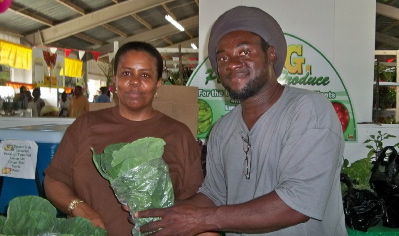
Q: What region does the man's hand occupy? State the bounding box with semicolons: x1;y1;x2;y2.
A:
136;204;211;236
72;202;106;229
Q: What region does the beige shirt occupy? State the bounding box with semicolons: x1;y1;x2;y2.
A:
68;95;89;118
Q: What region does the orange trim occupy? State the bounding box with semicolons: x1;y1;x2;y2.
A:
5;82;34;90
64;87;74;93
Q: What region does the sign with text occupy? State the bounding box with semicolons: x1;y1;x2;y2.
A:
0;140;38;179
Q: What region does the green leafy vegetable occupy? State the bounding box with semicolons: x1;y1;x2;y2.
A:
341;157;373;194
92;137;174;236
0;196;106;236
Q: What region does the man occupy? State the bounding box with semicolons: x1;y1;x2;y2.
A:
58;91;70;117
95;86;111;103
68;85;89;118
136;6;346;236
16;86;28;110
32;87;45;117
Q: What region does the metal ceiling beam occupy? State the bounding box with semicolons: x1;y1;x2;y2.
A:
74;33;104;46
161;3;193;39
102;24;128;38
94;15;199;54
376;2;399;21
167;37;199;49
9;4;54;26
0;27;23;38
162;3;175;18
56;0;127;38
163;37;174;45
131;14;153;30
376;32;399;48
157;46;198;53
55;0;86;14
24;0;172;45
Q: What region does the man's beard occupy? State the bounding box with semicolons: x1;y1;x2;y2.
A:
222;75;265;101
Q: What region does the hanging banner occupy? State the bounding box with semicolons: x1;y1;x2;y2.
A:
187;33;357;142
0;40;32;70
0;140;38;180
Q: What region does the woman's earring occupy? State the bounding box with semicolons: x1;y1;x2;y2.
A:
154;92;158;98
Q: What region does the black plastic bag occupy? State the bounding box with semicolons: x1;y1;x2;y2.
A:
341;173;385;232
370;146;399;228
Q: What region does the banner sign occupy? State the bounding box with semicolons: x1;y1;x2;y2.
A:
188;33;357;142
0;140;38;179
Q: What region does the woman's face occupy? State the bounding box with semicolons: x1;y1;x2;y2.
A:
113;50;161;117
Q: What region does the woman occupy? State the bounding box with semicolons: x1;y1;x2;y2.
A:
44;42;204;236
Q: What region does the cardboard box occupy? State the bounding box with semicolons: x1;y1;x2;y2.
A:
153;85;199;137
89;85;199;137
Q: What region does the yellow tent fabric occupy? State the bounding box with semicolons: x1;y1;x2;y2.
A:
61;58;83;78
0;40;32;70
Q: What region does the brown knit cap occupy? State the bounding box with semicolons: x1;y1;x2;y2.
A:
208;6;287;78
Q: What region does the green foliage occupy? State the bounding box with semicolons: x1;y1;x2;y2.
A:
97;61;113;88
0;196;106;236
166;68;192;85
364;130;399;160
341;131;399;195
92;137;174;236
341;157;373;194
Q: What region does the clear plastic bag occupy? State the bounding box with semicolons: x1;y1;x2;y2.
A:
110;158;174;235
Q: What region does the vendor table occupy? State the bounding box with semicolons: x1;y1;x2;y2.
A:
0;123;69;214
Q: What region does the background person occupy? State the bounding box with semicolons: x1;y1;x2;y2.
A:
136;6;346;236
15;86;28;110
32;87;45;116
58;92;70;117
43;41;204;236
94;87;111;103
68;85;89;118
26;90;38;117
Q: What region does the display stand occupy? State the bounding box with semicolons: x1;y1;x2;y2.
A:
0;123;68;214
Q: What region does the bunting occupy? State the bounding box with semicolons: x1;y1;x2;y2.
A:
34;45;101;61
64;49;71;58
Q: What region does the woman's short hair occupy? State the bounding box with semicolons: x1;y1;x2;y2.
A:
113;41;163;79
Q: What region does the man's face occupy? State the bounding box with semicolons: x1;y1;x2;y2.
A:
216;30;272;101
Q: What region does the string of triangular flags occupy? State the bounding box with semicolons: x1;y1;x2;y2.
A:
36;45;101;61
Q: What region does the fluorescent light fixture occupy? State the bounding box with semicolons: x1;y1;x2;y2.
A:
165;15;184;31
191;43;198;49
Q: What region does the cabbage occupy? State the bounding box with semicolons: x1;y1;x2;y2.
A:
0;195;106;236
92;137;174;236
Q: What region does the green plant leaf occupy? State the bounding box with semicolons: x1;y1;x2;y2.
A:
0;196;107;236
0;215;6;233
111;137;166;177
365;145;374;149
341;157;373;191
367;150;375;159
2;196;57;235
57;217;107;236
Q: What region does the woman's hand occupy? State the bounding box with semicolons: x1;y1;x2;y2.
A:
71;202;106;229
